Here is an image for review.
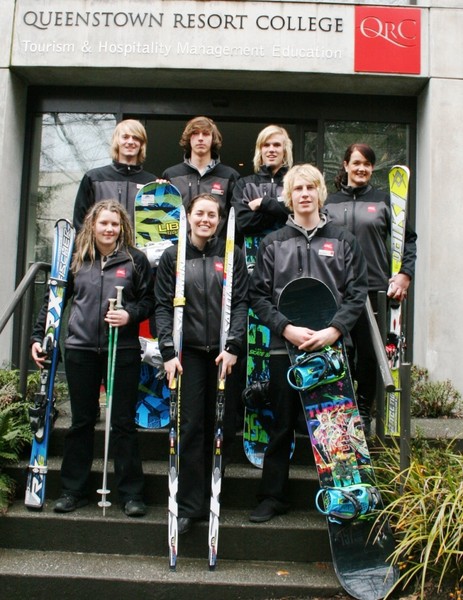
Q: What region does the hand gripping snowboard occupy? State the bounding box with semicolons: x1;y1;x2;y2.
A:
134;181;182;429
278;277;398;600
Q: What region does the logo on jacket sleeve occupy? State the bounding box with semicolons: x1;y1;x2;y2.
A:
116;268;127;278
211;182;225;196
319;242;334;258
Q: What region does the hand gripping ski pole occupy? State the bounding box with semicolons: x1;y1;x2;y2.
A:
98;285;124;515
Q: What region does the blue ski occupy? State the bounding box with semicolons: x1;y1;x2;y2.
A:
25;219;75;509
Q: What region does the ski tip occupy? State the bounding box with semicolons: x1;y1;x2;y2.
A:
208;563;217;572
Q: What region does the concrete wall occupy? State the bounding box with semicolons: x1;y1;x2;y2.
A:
0;2;27;365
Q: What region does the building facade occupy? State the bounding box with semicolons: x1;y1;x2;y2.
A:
1;0;462;391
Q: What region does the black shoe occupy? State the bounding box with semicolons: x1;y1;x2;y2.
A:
178;517;193;534
54;494;88;513
123;499;147;517
249;499;288;523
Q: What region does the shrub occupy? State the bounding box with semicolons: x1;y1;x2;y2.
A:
0;367;68;513
410;365;462;418
375;436;463;598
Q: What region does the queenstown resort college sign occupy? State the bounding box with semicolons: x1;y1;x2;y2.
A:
13;1;423;76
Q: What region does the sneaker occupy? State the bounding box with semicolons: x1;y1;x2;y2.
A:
123;499;147;517
249;499;288;523
53;494;88;513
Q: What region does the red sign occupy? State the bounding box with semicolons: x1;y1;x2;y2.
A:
355;6;421;74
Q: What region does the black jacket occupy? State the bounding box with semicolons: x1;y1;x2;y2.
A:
162;156;239;238
73;161;157;232
232;165;290;236
324;184;417;291
31;247;154;352
249;214;368;351
155;236;248;362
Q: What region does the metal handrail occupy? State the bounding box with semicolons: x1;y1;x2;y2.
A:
0;261;50;398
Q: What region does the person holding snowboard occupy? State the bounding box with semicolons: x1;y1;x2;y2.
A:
162;116;240;238
31;200;154;516
232;124;293;242
155;193;248;535
324;143;417;435
248;164;368;523
73;119;157;232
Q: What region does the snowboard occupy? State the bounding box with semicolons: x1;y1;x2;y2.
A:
242;234;273;468
385;165;410;437
134;181;182;429
279;277;397;600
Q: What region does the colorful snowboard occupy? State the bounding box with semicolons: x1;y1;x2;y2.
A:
134;181;182;429
279;277;397;600
242;234;273;468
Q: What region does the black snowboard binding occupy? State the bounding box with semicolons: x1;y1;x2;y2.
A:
242;380;270;410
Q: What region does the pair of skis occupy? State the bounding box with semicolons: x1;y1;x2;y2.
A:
385;165;410;436
25;219;75;509
168;207;235;571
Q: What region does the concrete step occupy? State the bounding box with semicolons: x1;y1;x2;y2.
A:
47;401;316;465
10;458;321;510
0;548;342;600
1;501;332;563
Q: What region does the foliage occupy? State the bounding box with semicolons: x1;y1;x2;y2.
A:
375;435;463;598
0;367;68;513
410;365;463;418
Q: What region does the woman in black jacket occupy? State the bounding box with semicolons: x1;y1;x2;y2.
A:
31;200;154;516
324;143;417;434
155;194;248;535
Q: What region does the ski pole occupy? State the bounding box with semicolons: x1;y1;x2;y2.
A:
98;286;124;515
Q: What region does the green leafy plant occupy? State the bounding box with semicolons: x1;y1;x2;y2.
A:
0;367;68;513
410;365;462;418
375;436;463;598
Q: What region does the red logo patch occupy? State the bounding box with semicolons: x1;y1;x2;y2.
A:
323;242;334;252
116;268;126;278
355;6;421;74
367;206;377;213
211;182;224;196
215;261;224;272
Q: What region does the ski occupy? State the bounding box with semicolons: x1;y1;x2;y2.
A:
168;205;187;571
385;165;410;436
25;219;75;509
208;207;235;570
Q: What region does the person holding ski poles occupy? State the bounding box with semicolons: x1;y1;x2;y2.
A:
248;164;368;523
31;200;154;516
155;193;248;535
232;124;293;242
324;143;417;436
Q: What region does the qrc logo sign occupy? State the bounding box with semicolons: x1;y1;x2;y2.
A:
355;7;421;74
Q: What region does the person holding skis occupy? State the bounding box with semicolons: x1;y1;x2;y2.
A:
248;164;368;523
73;119;157;232
232;124;293;242
324;143;417;436
155;193;248;535
162;116;240;238
31;200;154;516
